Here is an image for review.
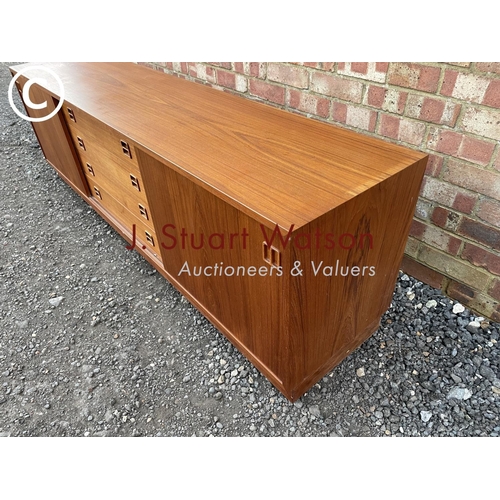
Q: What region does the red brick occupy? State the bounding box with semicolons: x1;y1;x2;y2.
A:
489;279;500;301
458;217;500;249
378;115;425;145
287;89;330;118
410;219;426;238
233;62;244;74
379;114;399;139
440;70;459;96
337;63;345;71
418;224;462;255
216;69;236;89
388;63;441;93
376;62;389;72
366;85;407;114
267;63;309;89
475;63;500;75
442;160;500;200
406;95;460;126
322;63;335;71
302;62;321;68
420;97;445;122
332;102;347;123
462;243;500;275
421;176;476;213
425;154;444;177
248;63;266;78
249;79;285;105
495;154;500;172
351;62;368;74
431;207;461;231
453;192;477;214
428;130;495;166
428;129;462;156
482;79;500;108
310;72;363;102
477;198;500;228
447;280;476;306
401;255;446;289
367;86;385;107
460;135;495;165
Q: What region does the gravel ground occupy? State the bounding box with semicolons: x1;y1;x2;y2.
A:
1;62;499;438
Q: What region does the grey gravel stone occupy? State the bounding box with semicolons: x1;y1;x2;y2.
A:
479;365;496;382
309;405;321;418
49;296;64;307
447;387;472;401
420;411;432;423
467;321;481;335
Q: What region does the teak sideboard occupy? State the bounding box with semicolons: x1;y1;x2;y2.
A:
10;62;428;401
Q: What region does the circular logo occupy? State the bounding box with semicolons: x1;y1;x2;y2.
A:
8;66;65;123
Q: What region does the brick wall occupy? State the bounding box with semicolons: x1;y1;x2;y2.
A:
143;62;500;321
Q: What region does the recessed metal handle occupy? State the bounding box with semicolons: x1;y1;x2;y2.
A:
263;242;281;267
145;231;155;246
138;204;149;220
121;140;132;159
86;163;95;176
77;136;85;150
130;174;140;191
67;107;76;122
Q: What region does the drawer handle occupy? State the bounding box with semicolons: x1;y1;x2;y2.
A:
145;231;155;246
93;186;102;199
86;163;95;176
67;107;76;122
138;203;149;220
130;174;141;191
121;140;132;159
77;136;86;150
263;242;281;267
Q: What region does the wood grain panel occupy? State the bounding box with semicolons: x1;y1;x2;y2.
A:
286;156;428;398
137;148;288;385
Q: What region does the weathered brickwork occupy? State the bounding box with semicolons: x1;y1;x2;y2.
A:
142;62;500;320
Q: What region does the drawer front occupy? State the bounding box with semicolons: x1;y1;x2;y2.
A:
88;180;161;259
64;104;140;174
78;149;150;209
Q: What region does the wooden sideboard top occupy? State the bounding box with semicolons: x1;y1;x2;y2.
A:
11;62;427;229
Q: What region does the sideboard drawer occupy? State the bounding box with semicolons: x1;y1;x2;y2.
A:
88;179;161;260
78;150;149;209
64;104;140;174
